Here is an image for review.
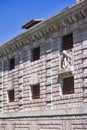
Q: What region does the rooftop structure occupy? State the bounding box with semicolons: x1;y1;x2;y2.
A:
22;19;43;29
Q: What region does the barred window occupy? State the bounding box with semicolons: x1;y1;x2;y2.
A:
10;58;15;70
8;89;14;102
62;76;74;95
31;84;40;99
62;34;73;50
32;47;40;61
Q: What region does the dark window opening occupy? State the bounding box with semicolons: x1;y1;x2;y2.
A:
8;89;14;102
32;47;40;61
10;58;15;70
31;84;40;99
62;76;74;95
62;33;73;50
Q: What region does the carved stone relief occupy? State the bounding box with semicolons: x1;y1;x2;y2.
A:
61;50;72;69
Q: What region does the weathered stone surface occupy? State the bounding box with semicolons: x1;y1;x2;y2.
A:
0;0;86;129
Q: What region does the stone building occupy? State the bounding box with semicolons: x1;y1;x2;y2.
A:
0;0;87;129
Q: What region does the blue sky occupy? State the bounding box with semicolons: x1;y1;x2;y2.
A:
0;0;76;45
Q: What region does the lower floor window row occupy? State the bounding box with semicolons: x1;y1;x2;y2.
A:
7;76;74;102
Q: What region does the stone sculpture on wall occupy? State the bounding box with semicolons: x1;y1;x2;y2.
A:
61;50;72;69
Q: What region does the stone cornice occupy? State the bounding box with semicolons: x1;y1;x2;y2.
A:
0;104;87;119
0;0;87;57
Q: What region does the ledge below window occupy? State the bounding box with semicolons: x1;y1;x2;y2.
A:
58;66;74;79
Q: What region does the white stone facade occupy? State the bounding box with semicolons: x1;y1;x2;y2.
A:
0;0;87;129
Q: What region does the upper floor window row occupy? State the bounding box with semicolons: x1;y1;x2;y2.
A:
9;47;40;70
9;34;73;70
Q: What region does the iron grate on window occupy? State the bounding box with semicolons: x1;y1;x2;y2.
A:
62;34;73;50
8;89;14;102
62;76;74;95
32;84;40;99
32;47;40;61
10;58;15;70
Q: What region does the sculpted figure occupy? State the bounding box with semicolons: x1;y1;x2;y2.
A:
61;50;72;69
